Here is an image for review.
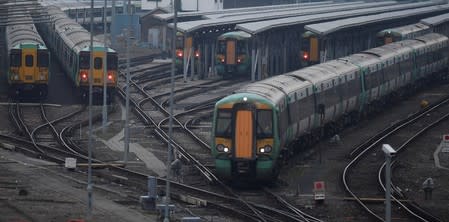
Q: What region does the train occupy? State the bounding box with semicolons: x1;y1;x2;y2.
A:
5;16;50;98
376;23;431;46
36;6;118;102
211;32;449;182
215;31;252;77
175;32;200;74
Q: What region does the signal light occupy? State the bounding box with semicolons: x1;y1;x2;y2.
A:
221;58;225;63
108;74;113;80
237;58;241;63
195;51;200;58
303;52;309;60
81;72;88;81
177;52;183;57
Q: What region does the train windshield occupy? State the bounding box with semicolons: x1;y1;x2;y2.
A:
10;50;21;67
176;35;183;49
256;110;272;138
237;41;248;54
215;109;232;137
25;55;33;67
94;57;102;69
217;40;226;54
107;54;118;70
79;53;90;69
37;50;49;67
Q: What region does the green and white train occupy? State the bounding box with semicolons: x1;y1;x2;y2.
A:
212;33;448;182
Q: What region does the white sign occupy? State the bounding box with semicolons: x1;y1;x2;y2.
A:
441;135;449;152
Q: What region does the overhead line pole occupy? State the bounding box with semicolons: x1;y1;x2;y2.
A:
123;0;131;166
165;1;178;221
102;0;108;133
87;0;94;220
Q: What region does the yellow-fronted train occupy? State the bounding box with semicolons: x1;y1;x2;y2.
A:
37;6;118;103
6;16;50;98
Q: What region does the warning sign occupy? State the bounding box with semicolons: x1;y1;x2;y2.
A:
441;135;449;153
313;181;325;201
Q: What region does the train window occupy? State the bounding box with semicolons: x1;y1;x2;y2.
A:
94;57;102;69
107;54;118;70
37;50;49;67
10;50;21;67
217;40;226;54
237;41;247;54
215;109;232;137
25;55;33;67
257;110;272;138
79;53;90;69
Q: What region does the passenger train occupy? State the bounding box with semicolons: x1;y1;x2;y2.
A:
376;23;431;46
211;33;448;181
5;16;50;98
36;6;118;102
215;31;252;77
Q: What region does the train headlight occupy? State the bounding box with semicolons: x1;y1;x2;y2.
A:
223;147;229;153
259;145;272;153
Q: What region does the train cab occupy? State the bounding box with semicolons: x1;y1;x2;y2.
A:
215;31;252;77
301;31;320;68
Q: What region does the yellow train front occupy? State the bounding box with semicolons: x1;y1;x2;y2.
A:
77;46;118;102
6;21;50;98
36;6;117;103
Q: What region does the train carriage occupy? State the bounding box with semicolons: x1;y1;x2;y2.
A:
6;16;50;98
212;33;449;182
37;6;117;102
215;31;252;77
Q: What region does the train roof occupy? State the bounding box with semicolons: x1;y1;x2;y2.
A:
339;52;380;68
414;32;449;46
235;82;286;105
421;12;449;26
45;6;112;53
305;3;449;36
377;23;430;37
154;1;333;21
6;16;46;50
217;31;251;40
237;1;434;35
173;1;397;33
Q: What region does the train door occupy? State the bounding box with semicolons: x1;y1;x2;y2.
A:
22;48;35;83
234;110;253;158
226;40;236;65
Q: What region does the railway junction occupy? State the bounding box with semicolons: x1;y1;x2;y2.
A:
2;0;449;221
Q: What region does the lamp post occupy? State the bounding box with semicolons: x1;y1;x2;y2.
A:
102;0;108;133
382;144;396;222
87;0;94;219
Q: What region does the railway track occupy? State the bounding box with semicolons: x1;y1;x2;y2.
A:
343;96;449;221
115;57;321;221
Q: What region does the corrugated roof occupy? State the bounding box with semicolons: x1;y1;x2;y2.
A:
153;1;333;21
173;1;398;33
305;3;449;36
237;1;436;34
421;12;449;26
